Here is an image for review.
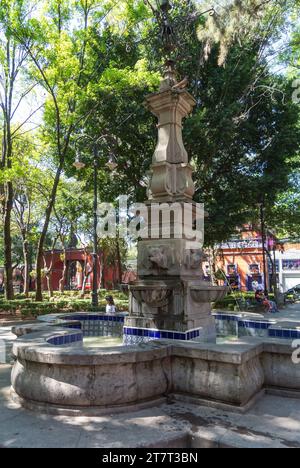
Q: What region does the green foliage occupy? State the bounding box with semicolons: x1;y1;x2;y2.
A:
0;289;129;316
215;291;275;311
1;0;300;302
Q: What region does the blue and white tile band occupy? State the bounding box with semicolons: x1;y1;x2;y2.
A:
213;313;300;340
47;332;83;346
123;326;202;345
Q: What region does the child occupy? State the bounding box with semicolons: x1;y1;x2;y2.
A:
105;295;117;314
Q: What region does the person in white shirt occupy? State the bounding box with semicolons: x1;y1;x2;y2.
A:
105;295;117;314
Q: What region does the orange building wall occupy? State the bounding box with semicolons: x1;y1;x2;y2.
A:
216;250;265;291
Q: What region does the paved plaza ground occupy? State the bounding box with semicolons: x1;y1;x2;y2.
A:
0;303;299;448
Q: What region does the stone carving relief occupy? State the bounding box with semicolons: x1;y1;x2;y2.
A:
184;249;203;270
140;245;176;272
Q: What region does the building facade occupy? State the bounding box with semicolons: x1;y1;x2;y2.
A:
42;248;119;291
214;231;300;293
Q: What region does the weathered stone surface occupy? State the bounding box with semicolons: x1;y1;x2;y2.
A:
262;341;300;393
145;88;196;202
11;327;300;413
127;67;227;344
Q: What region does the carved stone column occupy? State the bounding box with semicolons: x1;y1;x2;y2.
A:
145;85;196;202
124;66;227;346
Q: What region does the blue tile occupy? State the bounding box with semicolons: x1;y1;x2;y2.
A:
167;332;174;339
254;322;261;329
179;333;186;340
291;331;298;339
283;330;291;339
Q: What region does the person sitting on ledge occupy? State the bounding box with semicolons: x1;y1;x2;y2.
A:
105;295;117;314
255;286;278;314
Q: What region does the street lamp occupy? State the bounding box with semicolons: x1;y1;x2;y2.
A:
73;134;118;308
259;200;268;297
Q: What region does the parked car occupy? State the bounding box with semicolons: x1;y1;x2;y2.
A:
284;285;300;302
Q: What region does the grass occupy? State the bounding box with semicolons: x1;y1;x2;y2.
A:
0;289;129;319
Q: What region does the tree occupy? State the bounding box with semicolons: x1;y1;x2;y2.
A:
75;0;300;246
9;0;120;300
0;0;40;299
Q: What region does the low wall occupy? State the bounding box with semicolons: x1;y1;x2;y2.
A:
10;322;300;414
262;341;300;394
213;312;300;340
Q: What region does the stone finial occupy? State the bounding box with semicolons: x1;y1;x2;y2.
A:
145;70;196;202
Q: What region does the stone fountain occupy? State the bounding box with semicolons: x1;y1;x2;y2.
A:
124;60;227;345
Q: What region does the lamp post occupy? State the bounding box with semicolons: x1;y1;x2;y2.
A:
74;135;118;308
259;200;268;297
155;0;215;62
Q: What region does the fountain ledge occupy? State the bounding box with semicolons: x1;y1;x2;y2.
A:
10;323;300;416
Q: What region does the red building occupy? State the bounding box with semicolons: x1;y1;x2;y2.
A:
42;248;121;291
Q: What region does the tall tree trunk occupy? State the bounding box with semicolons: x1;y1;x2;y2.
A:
99;251;105;289
43;256;53;299
115;238;122;287
80;249;92;298
3;181;14;299
59;248;67;293
22;239;30;298
80;273;89;298
46;272;53;298
35;164;64;301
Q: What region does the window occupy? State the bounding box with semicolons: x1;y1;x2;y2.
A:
268;259;280;272
227;264;237;275
282;259;300;271
249;264;260;275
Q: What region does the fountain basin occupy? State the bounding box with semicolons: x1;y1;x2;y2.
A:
10;317;300;415
129;279;181;307
191;285;228;303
